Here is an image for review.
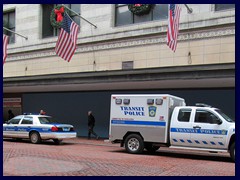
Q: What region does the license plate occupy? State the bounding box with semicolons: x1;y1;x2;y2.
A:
63;127;70;132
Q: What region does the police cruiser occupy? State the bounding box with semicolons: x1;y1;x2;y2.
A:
3;114;77;144
109;94;235;162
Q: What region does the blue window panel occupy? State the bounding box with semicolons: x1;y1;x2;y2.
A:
180;139;185;143
218;142;224;146
202;141;208;144
210;142;216;145
195;140;200;144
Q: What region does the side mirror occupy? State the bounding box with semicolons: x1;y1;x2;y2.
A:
211;118;222;125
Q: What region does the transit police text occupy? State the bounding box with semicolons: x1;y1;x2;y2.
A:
120;106;145;116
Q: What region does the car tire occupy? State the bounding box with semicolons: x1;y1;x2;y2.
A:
230;142;235;162
30;132;41;144
125;134;144;154
53;139;62;145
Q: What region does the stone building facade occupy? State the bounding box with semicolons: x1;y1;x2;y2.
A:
3;4;235;137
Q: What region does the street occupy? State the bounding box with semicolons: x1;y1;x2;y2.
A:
3;137;235;176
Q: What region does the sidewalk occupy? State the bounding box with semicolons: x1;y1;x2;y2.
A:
3;137;235;176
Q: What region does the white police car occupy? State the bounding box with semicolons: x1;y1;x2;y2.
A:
3;114;77;144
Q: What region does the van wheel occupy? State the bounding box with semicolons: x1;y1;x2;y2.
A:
30;132;41;144
145;143;160;153
125;134;144;154
230;142;235;162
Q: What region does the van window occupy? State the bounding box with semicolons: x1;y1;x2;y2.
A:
147;99;154;105
195;110;218;123
178;109;192;122
123;99;130;105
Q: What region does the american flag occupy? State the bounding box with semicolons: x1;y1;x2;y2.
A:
167;4;181;52
55;13;79;62
3;34;9;65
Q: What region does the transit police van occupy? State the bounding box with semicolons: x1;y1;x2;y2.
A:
109;94;235;162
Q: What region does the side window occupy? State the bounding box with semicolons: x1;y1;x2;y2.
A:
8;117;22;124
42;4;80;38
3;10;15;44
42;4;55;38
195;110;218;124
21;117;33;125
115;4;168;27
215;4;235;11
178;109;192;122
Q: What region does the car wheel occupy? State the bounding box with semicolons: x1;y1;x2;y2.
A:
125;134;144;154
53;139;62;145
230;142;235;162
30;132;41;144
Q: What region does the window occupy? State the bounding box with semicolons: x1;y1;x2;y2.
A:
215;4;235;11
3;10;15;44
42;4;80;38
115;99;122;105
122;61;133;70
123;99;130;105
147;99;154;105
8;117;22;124
115;4;168;27
39;117;57;124
156;98;163;105
42;4;55;38
195;110;219;124
21;117;33;124
178;109;192;122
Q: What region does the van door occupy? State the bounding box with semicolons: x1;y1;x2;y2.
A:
190;109;227;149
170;108;194;147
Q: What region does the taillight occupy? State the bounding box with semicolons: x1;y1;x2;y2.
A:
51;126;58;132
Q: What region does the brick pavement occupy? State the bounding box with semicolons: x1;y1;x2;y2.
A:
3;137;235;176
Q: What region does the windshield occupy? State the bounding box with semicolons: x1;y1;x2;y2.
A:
38;117;58;124
216;109;235;123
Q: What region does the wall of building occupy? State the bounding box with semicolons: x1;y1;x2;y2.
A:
3;35;235;77
3;4;235;78
22;89;235;138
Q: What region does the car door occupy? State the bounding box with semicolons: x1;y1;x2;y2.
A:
190;109;227;149
170;108;194;147
18;116;34;138
3;116;23;138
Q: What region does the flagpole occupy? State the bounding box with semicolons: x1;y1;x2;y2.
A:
184;4;193;14
3;27;28;40
62;4;97;29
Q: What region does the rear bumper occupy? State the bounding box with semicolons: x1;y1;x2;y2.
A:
40;132;77;140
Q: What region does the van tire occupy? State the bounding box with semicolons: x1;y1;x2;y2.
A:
125;134;144;154
230;142;235;162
